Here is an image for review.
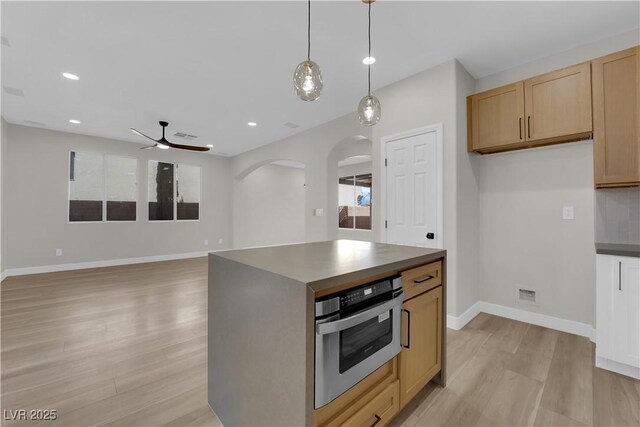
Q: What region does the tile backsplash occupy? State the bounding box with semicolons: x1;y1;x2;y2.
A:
595;187;640;244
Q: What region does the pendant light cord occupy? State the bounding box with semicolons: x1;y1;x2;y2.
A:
367;1;371;95
307;0;311;60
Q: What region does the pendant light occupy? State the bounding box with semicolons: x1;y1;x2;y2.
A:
293;0;323;101
358;0;381;126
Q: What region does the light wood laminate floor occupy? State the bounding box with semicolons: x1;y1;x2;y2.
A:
1;258;638;427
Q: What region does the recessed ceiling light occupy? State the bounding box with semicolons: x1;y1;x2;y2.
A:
206;144;214;148
62;72;79;80
69;119;81;124
363;56;376;65
247;122;257;127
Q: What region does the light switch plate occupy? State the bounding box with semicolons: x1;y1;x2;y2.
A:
562;206;575;220
314;208;324;217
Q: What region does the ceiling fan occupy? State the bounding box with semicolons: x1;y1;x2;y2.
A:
130;121;210;152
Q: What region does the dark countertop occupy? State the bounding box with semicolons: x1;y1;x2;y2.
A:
212;240;446;292
595;243;640;258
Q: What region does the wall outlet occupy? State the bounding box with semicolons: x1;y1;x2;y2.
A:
314;208;324;217
204;239;209;246
218;238;223;245
562;206;575;220
55;248;63;256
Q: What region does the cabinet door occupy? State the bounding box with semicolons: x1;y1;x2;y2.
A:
593;47;640;187
398;286;442;408
596;255;640;369
469;82;525;151
613;257;640;368
524;62;592;142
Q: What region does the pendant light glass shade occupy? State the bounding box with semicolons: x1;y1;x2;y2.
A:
293;60;323;101
357;94;381;126
294;0;322;101
358;0;380;126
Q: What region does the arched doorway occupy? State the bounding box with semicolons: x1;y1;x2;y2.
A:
234;159;306;248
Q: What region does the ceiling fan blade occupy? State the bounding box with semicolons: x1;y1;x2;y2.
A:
165;141;210;152
130;128;159;143
140;145;156;150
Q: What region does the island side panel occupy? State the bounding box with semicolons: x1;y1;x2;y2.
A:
208;253;310;426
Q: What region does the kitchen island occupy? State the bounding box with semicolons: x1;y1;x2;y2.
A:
208;240;446;426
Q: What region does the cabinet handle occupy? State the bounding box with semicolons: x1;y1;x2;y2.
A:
527;116;531;139
618;261;622;291
371;414;382;427
414;275;434;284
402;309;411;349
519;118;523;140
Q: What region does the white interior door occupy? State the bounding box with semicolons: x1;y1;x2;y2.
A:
384;126;443;249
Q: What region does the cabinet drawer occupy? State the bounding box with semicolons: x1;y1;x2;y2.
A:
401;261;442;300
341;380;400;427
315;358;398;427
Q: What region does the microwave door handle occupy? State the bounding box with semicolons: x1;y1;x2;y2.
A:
316;292;403;336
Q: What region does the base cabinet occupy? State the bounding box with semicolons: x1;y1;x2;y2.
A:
596;254;640;379
340;381;400;427
314;261;445;426
398;286;443;408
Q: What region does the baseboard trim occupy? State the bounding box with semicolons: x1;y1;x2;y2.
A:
596;356;640;379
447;301;482;330
446;300;594;341
1;251;210;279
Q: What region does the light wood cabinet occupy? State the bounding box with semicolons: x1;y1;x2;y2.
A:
401;261;442;301
339;381;400;427
592;47;640;188
467;62;593;153
524;62;592;142
314;358;398;427
398;286;442;408
468;83;525;151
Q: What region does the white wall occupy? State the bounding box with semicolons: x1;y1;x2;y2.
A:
477;142;595;324
233;163;306;248
0;118;5;277
473;30;639;325
1;123;233;271
231;113;372;244
372;59;479;317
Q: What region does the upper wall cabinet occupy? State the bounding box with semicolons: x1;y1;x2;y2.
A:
524;63;592;142
593;47;640;188
468;83;525;151
467;62;593;154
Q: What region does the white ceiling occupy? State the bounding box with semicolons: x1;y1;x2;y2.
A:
2;1;638;156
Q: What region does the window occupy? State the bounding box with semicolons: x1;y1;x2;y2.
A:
148;161;174;221
106;156;137;221
69;151;137;222
148;161;200;221
177;164;200;220
338;173;371;230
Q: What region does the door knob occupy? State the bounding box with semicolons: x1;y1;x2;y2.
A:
426;233;435;239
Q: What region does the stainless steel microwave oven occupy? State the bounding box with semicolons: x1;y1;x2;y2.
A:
314;275;403;408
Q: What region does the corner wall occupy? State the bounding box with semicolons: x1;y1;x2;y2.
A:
473;30;639;326
1;123;233;272
371;59;479;318
233;164;306;248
